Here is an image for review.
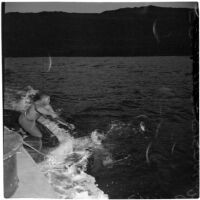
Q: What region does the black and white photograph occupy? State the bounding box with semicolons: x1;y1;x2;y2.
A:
2;1;199;199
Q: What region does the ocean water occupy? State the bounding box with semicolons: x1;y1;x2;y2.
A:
4;57;198;198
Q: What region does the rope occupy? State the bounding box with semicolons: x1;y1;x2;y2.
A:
22;140;47;157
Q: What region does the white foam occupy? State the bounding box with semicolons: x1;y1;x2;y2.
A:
38;126;109;199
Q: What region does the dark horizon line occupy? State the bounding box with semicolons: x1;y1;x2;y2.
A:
4;5;193;15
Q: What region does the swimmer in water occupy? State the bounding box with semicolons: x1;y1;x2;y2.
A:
18;94;58;138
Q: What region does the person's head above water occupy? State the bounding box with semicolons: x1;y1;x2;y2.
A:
33;93;50;105
40;94;50;105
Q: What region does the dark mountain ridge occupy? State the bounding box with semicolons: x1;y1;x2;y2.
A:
3;6;195;57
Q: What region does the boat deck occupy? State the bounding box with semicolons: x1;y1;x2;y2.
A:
11;147;57;198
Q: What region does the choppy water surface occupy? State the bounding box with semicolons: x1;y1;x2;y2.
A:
4;57;198;198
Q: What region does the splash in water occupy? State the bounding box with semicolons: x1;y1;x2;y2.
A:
37;117;109;198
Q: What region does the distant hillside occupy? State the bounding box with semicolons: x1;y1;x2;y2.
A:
3;6;195;57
